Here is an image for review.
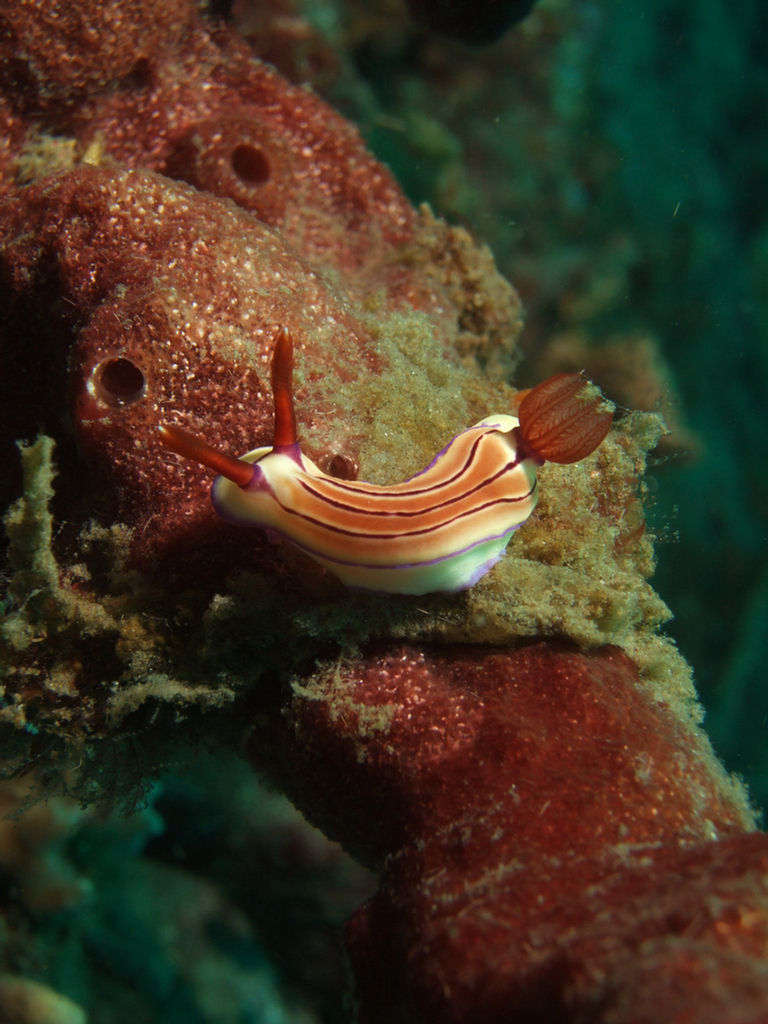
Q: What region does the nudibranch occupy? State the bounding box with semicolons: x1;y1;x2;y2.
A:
159;330;613;595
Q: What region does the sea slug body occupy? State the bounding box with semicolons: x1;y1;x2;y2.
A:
159;329;612;594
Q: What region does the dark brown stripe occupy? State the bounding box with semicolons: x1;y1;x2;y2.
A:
298;432;522;517
308;429;519;501
273;479;538;541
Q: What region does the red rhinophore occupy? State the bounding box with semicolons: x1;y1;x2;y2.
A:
517;372;613;464
271;327;298;450
158;423;254;487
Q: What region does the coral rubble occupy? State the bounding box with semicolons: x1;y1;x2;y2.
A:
0;1;765;1022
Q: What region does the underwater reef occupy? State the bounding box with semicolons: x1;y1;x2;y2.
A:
1;1;767;1022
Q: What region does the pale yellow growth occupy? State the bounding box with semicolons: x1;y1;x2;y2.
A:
1;437;113;652
0;437;235;739
293;663;399;765
14;130;107;186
